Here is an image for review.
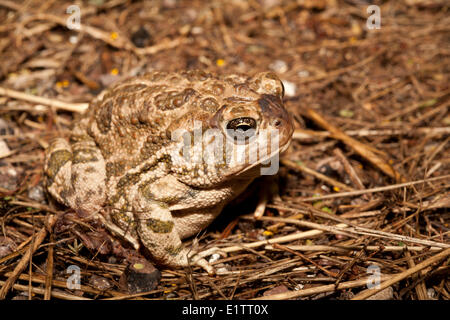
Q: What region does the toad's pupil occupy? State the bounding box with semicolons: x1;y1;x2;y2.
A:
237;124;252;131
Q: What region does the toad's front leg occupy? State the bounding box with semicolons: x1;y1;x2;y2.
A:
133;196;217;275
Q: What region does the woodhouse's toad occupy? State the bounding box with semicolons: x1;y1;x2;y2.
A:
45;70;294;274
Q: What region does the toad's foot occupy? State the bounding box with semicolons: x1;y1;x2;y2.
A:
186;246;227;275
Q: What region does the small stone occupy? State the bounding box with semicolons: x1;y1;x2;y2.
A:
269;60;288;73
0;236;17;258
261;0;282;9
77;231;113;255
107;256;118;264
162;0;177;8
366;286;394;300
119;259;161;294
294;284;304;290
89;274;113;291
89;0;104;5
339;290;355;299
133;263;144;270
99;74;120;87
303;0;329;9
191;26;203;35
0;164;19;191
216;266;229;274
11;292;29;300
208;253;221;264
427;288;436;299
0;118;14;136
131;27;151;48
47;33;63;43
443;116;450;125
339;109;354;118
297;70;310;78
264;284;289;296
69;35;78;44
351;21;363;37
28;185;45;203
281;80;296;97
0;140;10;158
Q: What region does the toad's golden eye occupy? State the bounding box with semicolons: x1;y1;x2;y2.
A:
226;117;257;131
226;117;257;141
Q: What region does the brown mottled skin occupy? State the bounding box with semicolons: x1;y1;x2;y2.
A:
44;70;294;274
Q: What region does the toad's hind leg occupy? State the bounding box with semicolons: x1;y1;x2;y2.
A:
44;137;106;215
133;199;216;275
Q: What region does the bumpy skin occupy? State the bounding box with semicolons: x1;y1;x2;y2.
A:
44;70;294;274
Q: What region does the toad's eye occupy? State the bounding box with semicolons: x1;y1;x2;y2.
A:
226;117;257;141
227;117;257;131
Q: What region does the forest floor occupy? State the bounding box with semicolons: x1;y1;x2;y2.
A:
0;0;448;300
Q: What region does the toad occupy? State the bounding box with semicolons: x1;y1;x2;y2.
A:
45;70;294;274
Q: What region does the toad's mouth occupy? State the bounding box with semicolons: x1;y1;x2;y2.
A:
229;138;292;178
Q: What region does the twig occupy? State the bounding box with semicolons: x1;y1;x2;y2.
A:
44;234;54;300
305;108;403;181
133;37;191;55
220;223;349;254
0;215;55;299
352;248;450;300
340;210;384;219
281;159;355;192
0;0;21;11
297;49;386;84
334;249;366;288
17;12;187;56
18;13;133;50
0;87;88;113
292;127;450;140
333;148;366;191
253;274;392;300
213;4;233;49
265;244;444;253
0;280;91;300
340;198;384;217
404;250;428;300
381;92;449;121
273;244;338;278
255;216;450;249
296;174;450;201
3;271;125;297
410;100;450;126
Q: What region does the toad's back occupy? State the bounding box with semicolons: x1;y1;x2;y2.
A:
74;70;263;168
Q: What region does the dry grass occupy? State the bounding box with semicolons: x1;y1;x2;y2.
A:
0;0;449;300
